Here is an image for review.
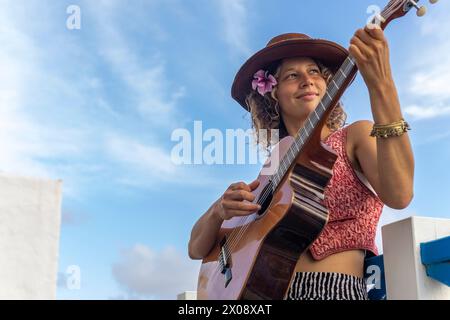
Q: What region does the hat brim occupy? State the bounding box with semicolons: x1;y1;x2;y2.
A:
231;38;351;111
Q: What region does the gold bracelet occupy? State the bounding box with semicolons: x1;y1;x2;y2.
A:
370;119;411;138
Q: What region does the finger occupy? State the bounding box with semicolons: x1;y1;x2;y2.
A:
227;189;255;202
229;181;251;192
349;36;371;60
348;44;365;63
364;24;385;41
248;179;260;191
223;199;261;211
354;28;374;47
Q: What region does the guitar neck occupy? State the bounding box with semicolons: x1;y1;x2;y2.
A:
270;0;432;189
271;56;358;188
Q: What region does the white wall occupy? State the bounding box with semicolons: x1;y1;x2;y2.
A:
0;174;62;299
177;291;197;300
382;216;450;300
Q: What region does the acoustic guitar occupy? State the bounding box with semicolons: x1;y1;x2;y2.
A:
197;0;436;300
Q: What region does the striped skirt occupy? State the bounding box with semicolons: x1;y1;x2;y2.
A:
286;272;369;300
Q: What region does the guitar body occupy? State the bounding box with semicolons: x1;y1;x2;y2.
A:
197;0;428;299
197;133;338;299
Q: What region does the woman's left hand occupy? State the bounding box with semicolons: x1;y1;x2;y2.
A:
349;25;393;91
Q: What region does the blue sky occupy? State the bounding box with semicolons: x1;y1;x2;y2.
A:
1;0;449;299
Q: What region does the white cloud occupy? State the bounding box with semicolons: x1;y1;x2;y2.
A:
218;0;252;57
414;129;450;146
408;70;450;102
0;4;87;183
0;9;45;177
103;133;215;188
403;3;450;121
105;134;177;178
99;43;186;126
404;104;450;120
90;1;186;128
112;244;200;299
0;1;197;198
419;0;450;38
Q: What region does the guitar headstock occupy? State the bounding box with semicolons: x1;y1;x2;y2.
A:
373;0;440;30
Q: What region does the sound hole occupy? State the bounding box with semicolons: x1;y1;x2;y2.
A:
256;182;274;217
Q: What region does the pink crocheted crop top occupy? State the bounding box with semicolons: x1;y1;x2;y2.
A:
309;125;384;260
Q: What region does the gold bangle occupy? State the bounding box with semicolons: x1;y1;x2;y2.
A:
370;119;411;138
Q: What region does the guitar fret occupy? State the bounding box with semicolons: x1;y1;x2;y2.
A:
344;64;352;74
332;79;339;89
269;55;356;197
293;140;299;153
329;85;337;96
288;147;293;159
345;59;354;72
304;126;310;139
295;139;302;151
314;108;320;119
288;148;294;164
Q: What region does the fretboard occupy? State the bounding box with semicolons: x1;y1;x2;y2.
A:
271;55;358;188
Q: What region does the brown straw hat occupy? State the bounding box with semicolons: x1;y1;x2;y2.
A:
231;33;351;111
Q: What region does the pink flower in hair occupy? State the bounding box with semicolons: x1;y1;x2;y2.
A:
252;69;277;96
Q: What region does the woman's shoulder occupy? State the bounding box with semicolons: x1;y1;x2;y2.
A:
345;120;374;146
346;120;374;131
326;120;372;141
325;121;374;149
340;120;375;172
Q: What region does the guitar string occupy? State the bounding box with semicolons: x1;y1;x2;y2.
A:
223;55;356;250
222;2;396;256
214;5;396;275
214;58;355;274
215;56;357;274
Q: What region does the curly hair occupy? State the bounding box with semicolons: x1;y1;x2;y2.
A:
245;59;347;152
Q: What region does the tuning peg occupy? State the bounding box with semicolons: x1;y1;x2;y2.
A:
408;0;427;16
416;5;427;16
429;0;438;4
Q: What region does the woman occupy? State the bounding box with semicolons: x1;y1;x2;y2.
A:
188;25;414;300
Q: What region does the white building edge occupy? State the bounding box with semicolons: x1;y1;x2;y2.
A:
0;173;62;299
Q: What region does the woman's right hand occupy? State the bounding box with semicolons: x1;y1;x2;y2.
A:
215;179;262;220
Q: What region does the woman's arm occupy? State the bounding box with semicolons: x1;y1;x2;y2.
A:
188;199;224;260
348;25;414;209
188;180;261;259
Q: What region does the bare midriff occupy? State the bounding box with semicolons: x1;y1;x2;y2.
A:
294;249;366;278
